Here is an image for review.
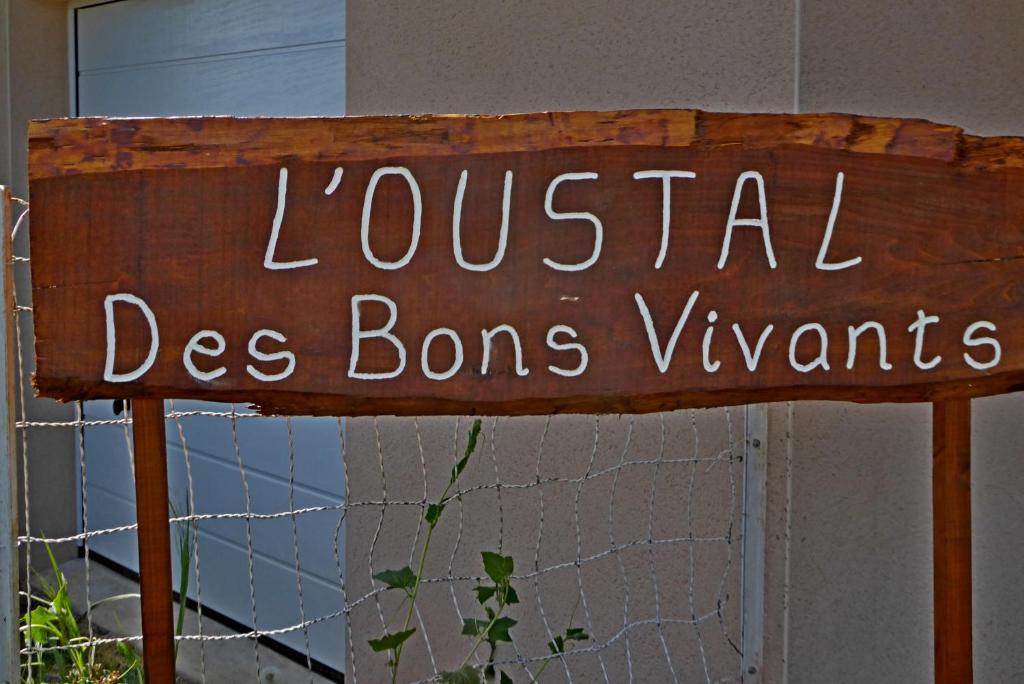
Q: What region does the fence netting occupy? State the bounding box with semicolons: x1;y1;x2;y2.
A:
11;195;745;683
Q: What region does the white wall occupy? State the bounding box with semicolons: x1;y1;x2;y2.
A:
0;0;76;567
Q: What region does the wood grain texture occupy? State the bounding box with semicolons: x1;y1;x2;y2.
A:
933;399;973;684
30;110;1024;180
130;399;176;684
25;110;1024;416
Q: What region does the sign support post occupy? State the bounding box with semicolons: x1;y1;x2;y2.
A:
932;398;973;683
130;399;176;684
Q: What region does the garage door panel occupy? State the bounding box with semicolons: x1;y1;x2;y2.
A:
170;404;345;498
76;0;345;72
83;487;139;566
82;428;135;498
82;401;137;567
169;521;346;672
78;45;345;117
233;415;346;498
76;0;346;672
183;453;344;580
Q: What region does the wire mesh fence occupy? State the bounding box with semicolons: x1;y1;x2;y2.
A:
9;194;747;682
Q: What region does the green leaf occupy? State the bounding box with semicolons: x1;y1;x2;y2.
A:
461;618;490;637
425;502;446;526
452;419;483;481
481;552;513;584
565;627;589;641
373;566;417;592
487;616;517;643
22;605;56;628
367;628;416;652
473;584;496;605
501;584;520;605
548;626;589;655
499;671;514;684
21;606;59;645
440;665;482;684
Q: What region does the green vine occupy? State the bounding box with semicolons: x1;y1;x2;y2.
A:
369;419;589;683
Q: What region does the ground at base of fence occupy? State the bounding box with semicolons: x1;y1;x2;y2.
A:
38;558;336;684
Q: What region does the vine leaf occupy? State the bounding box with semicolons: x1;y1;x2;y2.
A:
500;584;520;605
565;627;588;641
548;627;589;654
481;552;513;585
452;420;483;481
439;665;482;683
425;502;446;526
487;616;517;643
373;567;416;593
367;628;416;652
473;584;496;605
461;618;490;637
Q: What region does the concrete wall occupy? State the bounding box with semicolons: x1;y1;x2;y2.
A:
0;0;77;567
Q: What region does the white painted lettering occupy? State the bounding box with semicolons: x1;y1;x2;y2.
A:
264;168;319;271
634;290;701;373
732;323;774;372
815;172;862;271
963;321;1001;370
846;321;892;370
453;169;512;271
545;324;588;377
361;167;422;270
717;170;777;270
702;310;721;373
789;323;830;373
543;172;603;271
349;294;407;379
481;324;529;376
324;167;344;195
183;330;227;382
245;329;295;382
632;170;697;269
103;293;159;383
421;327;464;381
908;310;942;370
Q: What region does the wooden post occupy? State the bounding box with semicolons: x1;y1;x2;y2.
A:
0;188;20;684
933;398;972;684
131;399;176;684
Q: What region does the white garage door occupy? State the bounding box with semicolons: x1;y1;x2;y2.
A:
73;0;347;674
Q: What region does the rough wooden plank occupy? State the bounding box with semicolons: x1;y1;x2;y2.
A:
34;110;1024;180
933;398;973;684
25;110;1024;416
130;399;176;684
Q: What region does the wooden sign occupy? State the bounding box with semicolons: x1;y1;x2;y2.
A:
26;110;1024;416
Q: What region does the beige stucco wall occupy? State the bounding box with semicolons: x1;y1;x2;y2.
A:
762;3;1024;683
347;2;796;681
0;0;76;567
349;2;1024;683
